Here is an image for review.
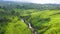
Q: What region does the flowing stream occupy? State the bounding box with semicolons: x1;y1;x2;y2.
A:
21;18;37;34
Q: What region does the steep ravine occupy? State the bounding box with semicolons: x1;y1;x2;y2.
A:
21;18;37;34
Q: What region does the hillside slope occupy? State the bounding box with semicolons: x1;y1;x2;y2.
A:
0;9;32;34
27;10;60;34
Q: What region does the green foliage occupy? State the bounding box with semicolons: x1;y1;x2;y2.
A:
5;16;32;34
27;10;60;34
0;9;32;34
0;1;60;34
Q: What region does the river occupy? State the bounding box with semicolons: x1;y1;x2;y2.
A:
21;18;37;34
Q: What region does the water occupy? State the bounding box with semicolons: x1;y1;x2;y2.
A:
21;18;37;34
29;23;32;28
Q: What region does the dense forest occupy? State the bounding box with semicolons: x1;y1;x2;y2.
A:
0;1;60;34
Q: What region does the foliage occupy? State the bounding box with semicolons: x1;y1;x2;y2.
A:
27;10;60;34
0;1;60;34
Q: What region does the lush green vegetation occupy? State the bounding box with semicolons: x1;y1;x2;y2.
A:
0;1;60;34
27;10;60;34
0;9;32;34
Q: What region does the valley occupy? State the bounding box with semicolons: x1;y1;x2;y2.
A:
0;1;60;34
